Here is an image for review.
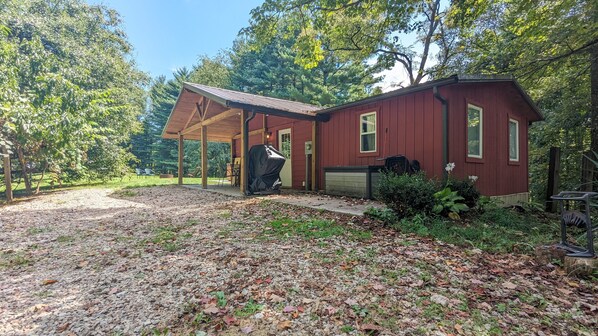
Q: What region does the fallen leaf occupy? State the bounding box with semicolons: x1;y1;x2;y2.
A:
556;288;572;296
297;306;305;313
283;305;296;313
277;320;292;330
373;284;385;291
240;325;253;334
203;306;220;314
56;323;69;332
223;315;237;325
42;279;58;285
502;282;517;290
361;323;383;331
269;294;285;303
344;298;358;306
454;323;463;334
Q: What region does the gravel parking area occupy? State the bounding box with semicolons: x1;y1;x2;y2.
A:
0;186;596;335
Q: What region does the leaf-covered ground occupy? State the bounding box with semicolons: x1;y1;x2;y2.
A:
0;186;595;336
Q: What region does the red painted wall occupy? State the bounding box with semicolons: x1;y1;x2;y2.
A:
232;114;312;190
442;83;531;196
318;90;444;188
317;83;532;196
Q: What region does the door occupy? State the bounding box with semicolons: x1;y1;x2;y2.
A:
278;128;292;187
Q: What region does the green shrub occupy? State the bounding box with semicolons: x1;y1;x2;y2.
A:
432;187;469;217
447;179;480;208
364;207;398;225
376;171;437;218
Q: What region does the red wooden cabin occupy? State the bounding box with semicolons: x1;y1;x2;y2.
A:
315;75;543;203
163;75;542;204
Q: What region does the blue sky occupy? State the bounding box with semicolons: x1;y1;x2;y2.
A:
87;0;264;78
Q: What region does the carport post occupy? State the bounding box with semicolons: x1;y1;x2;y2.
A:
178;132;184;185
240;110;248;193
201;125;208;189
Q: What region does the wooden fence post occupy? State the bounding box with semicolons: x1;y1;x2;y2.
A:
581;151;595;192
545;147;561;212
2;145;13;202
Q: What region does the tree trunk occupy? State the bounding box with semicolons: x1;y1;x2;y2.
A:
16;145;32;195
34;162;48;194
591;0;598;190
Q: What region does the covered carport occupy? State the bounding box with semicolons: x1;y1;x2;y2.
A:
161;82;325;194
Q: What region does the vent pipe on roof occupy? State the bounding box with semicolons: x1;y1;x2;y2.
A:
433;86;449;180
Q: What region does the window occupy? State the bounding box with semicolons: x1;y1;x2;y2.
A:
360;112;376;153
467;104;483;158
509;118;519;161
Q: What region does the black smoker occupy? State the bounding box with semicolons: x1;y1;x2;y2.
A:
247;144;285;195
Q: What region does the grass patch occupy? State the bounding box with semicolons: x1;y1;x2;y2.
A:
149;225;193;252
265;218;371;240
0;251;32;268
234;300;263;317
389;207;561;254
0;174;220;200
56;235;75;243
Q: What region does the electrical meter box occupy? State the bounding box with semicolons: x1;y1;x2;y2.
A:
305;141;313;155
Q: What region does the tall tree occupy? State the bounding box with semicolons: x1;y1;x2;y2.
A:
245;0;454;86
441;0;598;196
0;0;147;193
230;33;381;106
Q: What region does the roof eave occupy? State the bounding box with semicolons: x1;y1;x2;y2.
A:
227;101;327;121
315;76;459;115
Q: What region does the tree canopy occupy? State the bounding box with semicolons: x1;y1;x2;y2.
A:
0;0;147;193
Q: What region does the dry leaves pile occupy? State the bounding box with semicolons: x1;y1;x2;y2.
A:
0;186;596;336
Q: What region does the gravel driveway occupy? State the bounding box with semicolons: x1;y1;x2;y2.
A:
0;186;596;335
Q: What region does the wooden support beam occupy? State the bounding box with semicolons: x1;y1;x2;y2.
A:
178;133;184;185
311;121;318;192
181;108;239;135
232;128;265;140
183;96;203;130
240;109;248;194
201;99;212;121
262;115;268;144
202;108;239;127
201;126;208;189
2;145;13;202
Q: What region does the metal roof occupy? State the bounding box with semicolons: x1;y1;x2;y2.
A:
183;82;322;118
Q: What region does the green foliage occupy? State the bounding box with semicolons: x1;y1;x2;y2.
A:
375;171;437;218
432;187;469;216
0;0;147;193
231;31;381;106
439;0;598;199
447;179;480;208
234;300;264;317
265;218;371;240
392;207;559;253
246;0;452;85
364;207;398;225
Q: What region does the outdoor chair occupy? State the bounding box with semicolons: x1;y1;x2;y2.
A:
135;168;144;177
144;168;153;176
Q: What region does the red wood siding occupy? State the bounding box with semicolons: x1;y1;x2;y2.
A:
318;82;532;196
318;90;444;188
232;114;312;189
443;83;531;196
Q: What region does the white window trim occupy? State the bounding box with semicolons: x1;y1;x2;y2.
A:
360;111;377;153
467;104;483;159
509;118;520;162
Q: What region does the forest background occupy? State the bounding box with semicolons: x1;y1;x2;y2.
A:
0;0;596;201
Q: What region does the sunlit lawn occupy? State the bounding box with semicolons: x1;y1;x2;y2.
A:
0;174;225;200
